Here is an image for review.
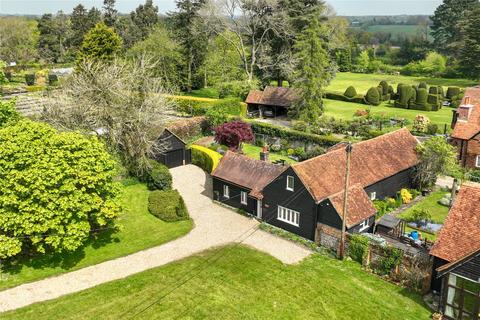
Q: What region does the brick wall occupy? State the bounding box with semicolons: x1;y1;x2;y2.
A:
315;223;342;252
466;134;480;169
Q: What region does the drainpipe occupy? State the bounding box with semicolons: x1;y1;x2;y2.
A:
339;142;353;260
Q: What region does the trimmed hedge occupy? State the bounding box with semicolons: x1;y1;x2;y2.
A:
325;91;365;104
344;86;357;98
246;120;343;147
145;160;172;191
365;87;381;106
191;144;222;173
170;96;247;118
48;74;59;85
25;74;35;86
148;189;189;222
446;87;461;100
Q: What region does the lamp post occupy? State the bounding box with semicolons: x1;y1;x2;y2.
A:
339;142;352;260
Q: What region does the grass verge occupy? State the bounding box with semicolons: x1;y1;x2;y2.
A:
2;245;431;320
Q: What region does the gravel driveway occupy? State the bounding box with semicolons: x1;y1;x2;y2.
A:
0;165;311;313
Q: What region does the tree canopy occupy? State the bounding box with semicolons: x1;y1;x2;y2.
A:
0;119;120;260
78;22;122;63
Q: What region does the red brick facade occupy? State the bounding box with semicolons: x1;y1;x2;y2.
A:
451;133;480;169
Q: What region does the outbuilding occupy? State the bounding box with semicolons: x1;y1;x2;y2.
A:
153;128;190;168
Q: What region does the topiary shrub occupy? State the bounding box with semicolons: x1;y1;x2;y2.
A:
365;87;381;106
145;160;172;190
446;87;461;100
396;83;405;95
379;80;389;95
48;74;59;85
25;74;35;86
428;94;440;110
191;145;222;173
418;82;428;89
416;88;428;105
344;86;357;98
429;86;438;95
148;189;189;222
395;85;410;108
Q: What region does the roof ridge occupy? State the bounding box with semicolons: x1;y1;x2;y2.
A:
292;128;411;168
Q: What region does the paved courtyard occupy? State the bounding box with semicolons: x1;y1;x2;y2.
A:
0;165;311;313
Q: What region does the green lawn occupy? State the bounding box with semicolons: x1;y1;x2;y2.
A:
0;181;193;291
323;99;454;130
2;245;432;320
242;143;297;164
398;190;451;242
327;72;476;94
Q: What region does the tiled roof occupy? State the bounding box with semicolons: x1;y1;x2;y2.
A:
245;86;300;107
292;128;420;203
452;86;480;140
430;182;480;263
211;151;286;199
329;184;377;228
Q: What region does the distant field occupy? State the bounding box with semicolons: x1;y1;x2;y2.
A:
327;72;477;95
366;25;427;37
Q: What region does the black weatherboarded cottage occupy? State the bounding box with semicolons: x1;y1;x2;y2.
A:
211;128;420;250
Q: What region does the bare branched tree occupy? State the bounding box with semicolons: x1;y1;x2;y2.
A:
201;0;286;82
42;57;174;177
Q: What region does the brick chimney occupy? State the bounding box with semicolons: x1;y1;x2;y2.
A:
457;96;473;121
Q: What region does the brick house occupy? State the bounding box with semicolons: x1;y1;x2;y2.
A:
451;86;480;169
429;182;480;319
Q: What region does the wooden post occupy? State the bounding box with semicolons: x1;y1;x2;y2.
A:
450;178;458;207
339;142;352;260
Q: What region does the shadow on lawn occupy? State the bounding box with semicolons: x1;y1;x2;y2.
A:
1;228;120;276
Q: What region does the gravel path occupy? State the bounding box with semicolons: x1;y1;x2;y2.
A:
0;165;311;313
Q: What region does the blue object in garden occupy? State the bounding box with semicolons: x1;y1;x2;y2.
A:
410;231;419;240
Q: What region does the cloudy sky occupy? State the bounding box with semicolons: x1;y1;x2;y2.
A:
0;0;442;16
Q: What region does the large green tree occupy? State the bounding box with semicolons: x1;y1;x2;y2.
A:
431;0;478;57
0;17;39;63
168;0;207;91
131;0;159;40
0;119;120;260
290;12;333;122
69;4;101;50
459;4;480;79
128;24;183;88
103;0;118;27
77;22;122;63
37;12;70;63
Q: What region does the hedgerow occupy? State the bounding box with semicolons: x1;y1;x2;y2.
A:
191;144;222;173
148;189;189;222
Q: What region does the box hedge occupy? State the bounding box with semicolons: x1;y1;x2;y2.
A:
344;86;357;98
365;87;381;106
247;120;343;147
25;74;35;86
145;160;172;191
446;87;461;100
191;144;222;173
48;74;59;85
148;189;189;222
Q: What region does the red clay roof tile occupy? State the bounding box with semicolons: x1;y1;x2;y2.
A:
292;128;420;203
245;86;300;107
452;86;480;140
329;184;377;228
430;182;480;263
211;151;286;199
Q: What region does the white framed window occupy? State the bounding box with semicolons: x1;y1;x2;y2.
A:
359;220;369;232
277;206;300;227
223;185;229;198
476;155;480;168
370;192;377;200
240;191;247;205
286;176;294;191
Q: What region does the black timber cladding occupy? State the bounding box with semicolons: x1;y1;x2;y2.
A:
154;129;188;168
212;177;258;216
364;167;414;200
262;167;318;240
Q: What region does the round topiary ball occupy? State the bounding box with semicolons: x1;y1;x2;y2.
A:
344;86;357;98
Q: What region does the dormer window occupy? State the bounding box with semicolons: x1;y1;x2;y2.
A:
286;176;294;191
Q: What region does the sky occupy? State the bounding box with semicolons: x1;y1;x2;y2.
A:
0;0;443;16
